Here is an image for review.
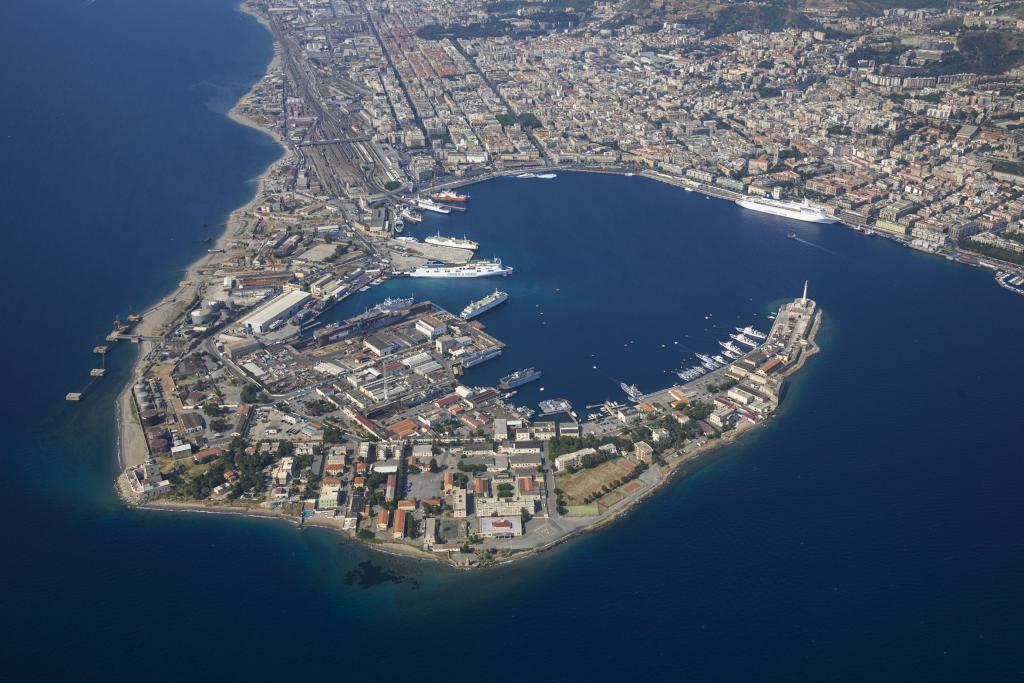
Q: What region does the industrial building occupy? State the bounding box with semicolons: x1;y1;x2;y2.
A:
238;290;312;334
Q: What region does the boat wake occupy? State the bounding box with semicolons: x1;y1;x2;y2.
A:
791;236;840;256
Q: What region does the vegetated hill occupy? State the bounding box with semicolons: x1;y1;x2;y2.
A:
607;0;964;32
847;30;1024;75
837;0;954;18
605;0;818;35
417;0;596;40
944;30;1024;75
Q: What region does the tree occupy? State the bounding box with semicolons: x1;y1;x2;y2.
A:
240;384;262;404
429;458;439;473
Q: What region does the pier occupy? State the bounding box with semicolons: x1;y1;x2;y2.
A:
69;315;161;400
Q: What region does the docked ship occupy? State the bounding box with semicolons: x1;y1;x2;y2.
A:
719;340;742;355
425;234;479;251
460;289;508;320
729;333;759;347
461;346;502;368
499;367;542;390
408;258;512;278
735;195;839;224
374;296;414;313
430;190;468;203
677;366;706;382
620;382;642;403
695;352;720;369
736;325;766;339
412;197;451;214
399;207;422;223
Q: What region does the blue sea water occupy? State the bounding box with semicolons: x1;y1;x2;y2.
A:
3;0;1024;680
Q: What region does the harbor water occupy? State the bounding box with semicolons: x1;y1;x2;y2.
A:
2;0;1023;680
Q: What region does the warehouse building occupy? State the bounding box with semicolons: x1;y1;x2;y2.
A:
238;289;311;334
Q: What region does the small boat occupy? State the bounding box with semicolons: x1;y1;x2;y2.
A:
787;232;797;240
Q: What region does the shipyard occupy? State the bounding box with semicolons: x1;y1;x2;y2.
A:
115;225;821;567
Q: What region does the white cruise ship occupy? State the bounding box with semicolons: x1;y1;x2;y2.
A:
460;290;508;319
409;258;512;278
425;234;479;251
736;195;838;224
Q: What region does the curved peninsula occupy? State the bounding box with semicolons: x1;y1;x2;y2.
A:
102;0;855;569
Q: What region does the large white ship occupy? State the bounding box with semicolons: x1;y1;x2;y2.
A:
499;367;541;390
425;234;479;251
735;195;838;224
460;289;508;319
411;197;451;214
461;347;502;368
408;258;512;278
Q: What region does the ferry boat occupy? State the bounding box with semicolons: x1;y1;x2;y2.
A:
460;289;508;320
736;194;839;224
499;367;542;390
425;234;479;251
430;190;468;203
412;197;451;214
620;382;642;403
408;258;512;278
736;325;767;339
462;347;502;368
